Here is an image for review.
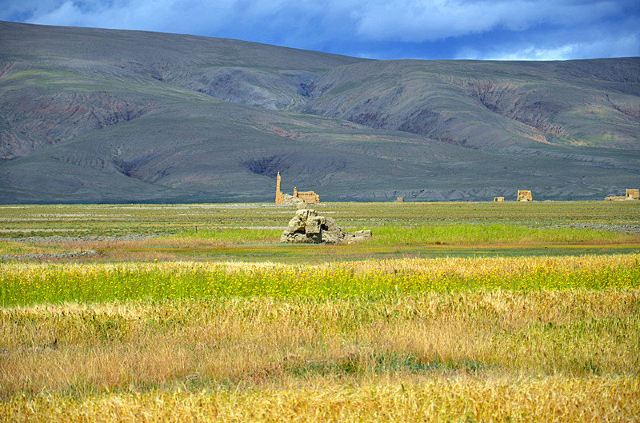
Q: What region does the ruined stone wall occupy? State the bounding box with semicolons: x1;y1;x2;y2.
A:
296;191;320;204
517;190;533;202
626;189;639;200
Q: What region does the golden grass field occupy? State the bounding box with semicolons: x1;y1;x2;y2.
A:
1;202;639;421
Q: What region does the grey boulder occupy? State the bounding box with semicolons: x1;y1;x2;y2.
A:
280;209;372;244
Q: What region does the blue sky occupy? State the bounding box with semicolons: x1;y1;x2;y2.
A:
2;0;639;60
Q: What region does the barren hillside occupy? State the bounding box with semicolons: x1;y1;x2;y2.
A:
1;21;638;202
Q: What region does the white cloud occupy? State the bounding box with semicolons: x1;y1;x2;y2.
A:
353;0;624;42
9;0;630;41
2;0;638;60
487;45;580;61
458;33;640;61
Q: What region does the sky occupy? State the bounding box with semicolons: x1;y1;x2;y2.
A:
1;0;639;60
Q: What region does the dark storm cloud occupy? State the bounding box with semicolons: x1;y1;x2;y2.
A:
1;0;638;60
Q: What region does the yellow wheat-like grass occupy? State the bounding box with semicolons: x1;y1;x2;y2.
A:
3;376;639;422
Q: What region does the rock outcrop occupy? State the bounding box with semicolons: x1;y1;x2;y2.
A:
280;209;372;244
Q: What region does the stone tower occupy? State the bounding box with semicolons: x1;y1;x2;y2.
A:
275;172;284;205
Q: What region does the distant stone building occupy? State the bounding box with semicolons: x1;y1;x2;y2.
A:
606;189;639;201
517;190;533;202
395;196;405;203
275;172;320;205
493;196;505;202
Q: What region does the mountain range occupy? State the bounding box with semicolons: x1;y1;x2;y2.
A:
1;21;639;203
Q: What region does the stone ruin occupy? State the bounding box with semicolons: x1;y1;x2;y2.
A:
606;188;640;201
275;172;320;206
517;190;533;202
278;193;306;207
281;209;372;244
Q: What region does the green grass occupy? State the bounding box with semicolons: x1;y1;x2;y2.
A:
1;202;639;262
1;201;638;238
0;241;65;256
167;228;281;242
369;224;636;245
2;255;639;306
168;224;637;245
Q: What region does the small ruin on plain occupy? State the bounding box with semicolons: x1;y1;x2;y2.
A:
626;188;640;200
606;188;639;201
493;196;505;202
275;172;320;206
517;190;533;202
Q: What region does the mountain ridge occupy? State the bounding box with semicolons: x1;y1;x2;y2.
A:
1;21;638;203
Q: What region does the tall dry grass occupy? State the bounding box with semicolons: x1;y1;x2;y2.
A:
2;254;639;420
3;376;639;422
1;291;637;399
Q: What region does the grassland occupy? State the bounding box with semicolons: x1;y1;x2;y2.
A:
1;201;639;262
1;201;639;421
